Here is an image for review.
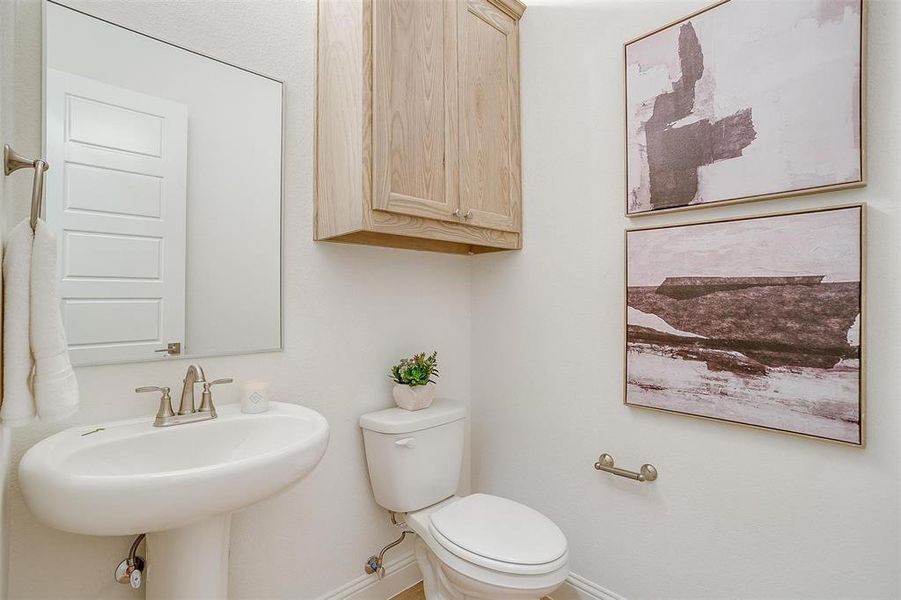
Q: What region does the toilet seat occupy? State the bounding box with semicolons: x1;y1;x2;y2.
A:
406;495;570;598
428;494;568;575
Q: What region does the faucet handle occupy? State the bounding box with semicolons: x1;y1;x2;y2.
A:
198;378;233;416
136;386;175;425
135;385;169;394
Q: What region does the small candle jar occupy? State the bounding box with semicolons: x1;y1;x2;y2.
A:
240;380;270;414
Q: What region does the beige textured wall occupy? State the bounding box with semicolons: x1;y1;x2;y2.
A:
1;0;16;595
3;1;471;598
472;1;901;598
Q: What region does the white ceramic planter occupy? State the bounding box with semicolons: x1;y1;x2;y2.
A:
393;383;436;411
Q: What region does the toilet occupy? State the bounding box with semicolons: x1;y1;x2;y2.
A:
360;399;569;599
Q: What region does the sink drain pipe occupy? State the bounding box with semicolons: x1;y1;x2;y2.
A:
365;513;414;580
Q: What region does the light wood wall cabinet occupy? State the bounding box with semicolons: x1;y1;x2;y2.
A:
316;0;525;254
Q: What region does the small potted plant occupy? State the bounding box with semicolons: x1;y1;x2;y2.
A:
389;351;439;411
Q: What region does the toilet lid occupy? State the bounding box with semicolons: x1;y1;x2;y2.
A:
429;494;567;566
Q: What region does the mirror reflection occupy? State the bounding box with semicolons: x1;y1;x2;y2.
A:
43;1;283;366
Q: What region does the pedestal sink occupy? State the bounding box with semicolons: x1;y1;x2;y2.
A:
19;402;329;599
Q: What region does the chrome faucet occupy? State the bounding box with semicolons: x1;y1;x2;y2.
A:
178;364;206;415
136;364;233;427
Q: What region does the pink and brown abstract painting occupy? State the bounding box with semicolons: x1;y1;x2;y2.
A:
625;0;864;215
625;206;864;445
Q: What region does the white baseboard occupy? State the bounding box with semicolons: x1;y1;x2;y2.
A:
314;560;620;600
313;553;422;600
551;572;625;600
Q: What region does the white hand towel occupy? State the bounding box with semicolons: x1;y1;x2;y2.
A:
1;220;36;426
30;220;78;422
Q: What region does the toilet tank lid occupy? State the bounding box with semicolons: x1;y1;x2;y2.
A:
359;398;466;434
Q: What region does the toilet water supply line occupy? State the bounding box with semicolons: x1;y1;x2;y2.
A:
365;512;414;580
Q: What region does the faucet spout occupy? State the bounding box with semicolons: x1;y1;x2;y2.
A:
178;364;206;415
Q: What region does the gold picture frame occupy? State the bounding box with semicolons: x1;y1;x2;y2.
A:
624;0;867;217
624;203;866;447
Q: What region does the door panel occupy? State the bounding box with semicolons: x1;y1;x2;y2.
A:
65;162;162;217
372;0;458;221
62;231;162;279
66;96;164;156
458;0;520;232
63;299;161;346
45;70;187;365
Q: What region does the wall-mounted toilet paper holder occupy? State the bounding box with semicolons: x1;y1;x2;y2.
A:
594;453;657;482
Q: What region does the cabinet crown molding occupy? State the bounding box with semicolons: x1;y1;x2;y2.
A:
488;0;527;19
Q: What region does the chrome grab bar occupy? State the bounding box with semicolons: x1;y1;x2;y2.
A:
594;453;658;482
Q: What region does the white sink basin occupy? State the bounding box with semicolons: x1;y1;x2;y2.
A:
20;401;329;535
19;401;329;599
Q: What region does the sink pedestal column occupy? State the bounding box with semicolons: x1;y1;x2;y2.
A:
145;513;231;600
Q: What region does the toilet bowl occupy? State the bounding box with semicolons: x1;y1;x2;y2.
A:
360;399;568;599
406;495;569;599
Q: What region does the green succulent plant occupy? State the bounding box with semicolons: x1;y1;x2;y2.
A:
390;351;439;387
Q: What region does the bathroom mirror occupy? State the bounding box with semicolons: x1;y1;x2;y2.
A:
42;1;283;366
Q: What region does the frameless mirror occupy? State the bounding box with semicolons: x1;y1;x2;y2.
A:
43;1;283;366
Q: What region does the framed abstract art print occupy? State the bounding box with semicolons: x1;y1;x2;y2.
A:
625;0;865;215
625;205;864;445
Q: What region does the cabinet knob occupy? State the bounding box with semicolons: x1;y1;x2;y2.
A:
463;210;473;220
453;209;461;218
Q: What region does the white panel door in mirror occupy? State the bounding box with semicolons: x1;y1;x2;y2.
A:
45;69;187;365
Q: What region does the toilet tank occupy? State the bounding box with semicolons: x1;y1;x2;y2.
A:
360;399;466;513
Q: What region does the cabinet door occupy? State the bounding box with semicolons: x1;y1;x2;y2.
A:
372;0;459;222
458;0;521;232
